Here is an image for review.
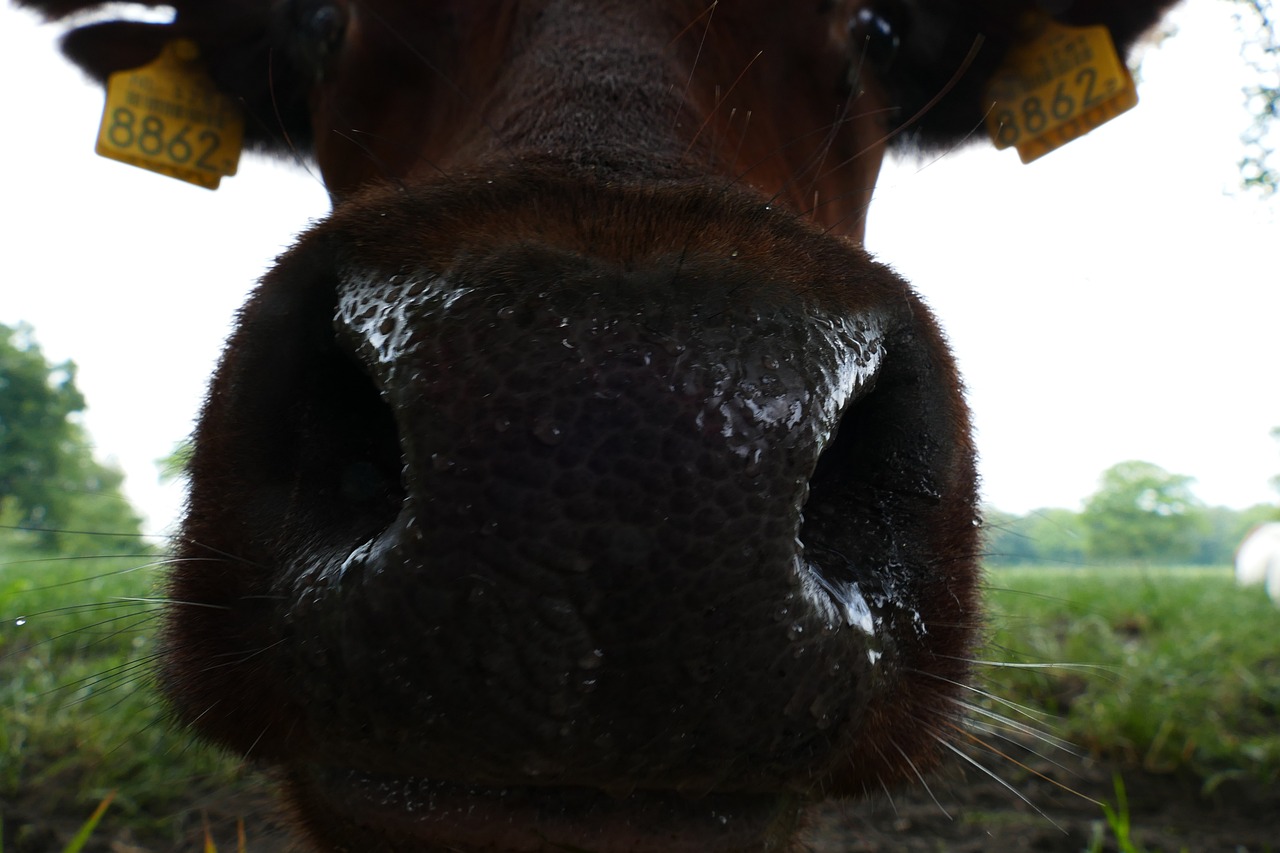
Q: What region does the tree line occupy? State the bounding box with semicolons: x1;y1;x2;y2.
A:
0;323;144;555
3;321;1277;565
985;459;1280;567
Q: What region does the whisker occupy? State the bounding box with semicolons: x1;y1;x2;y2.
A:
968;656;1114;676
956;699;1074;751
944;721;1104;810
889;738;952;819
796;79;868;219
876;774;899;818
963;717;1084;783
935;732;1066;830
759;103;895;212
672;1;719;135
250;46;327;193
3;601;159;645
0;522;163;541
682;50;763;161
724;107;752;176
168;536;271;572
798;36;989;234
814;111;992;235
0;556;169;602
845;35;986;172
243;722;273;762
42;646;161;703
916;667;1067;728
327;127;408;193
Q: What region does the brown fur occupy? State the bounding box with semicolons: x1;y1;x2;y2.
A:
21;2;1178;850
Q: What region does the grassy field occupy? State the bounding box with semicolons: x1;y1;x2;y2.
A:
981;565;1280;790
2;548;1278;850
0;538;256;850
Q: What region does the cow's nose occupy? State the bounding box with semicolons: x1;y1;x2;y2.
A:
281;238;888;783
173;175;979;812
336;239;887;590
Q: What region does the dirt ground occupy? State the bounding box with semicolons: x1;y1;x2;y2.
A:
5;746;1278;852
802;750;1280;853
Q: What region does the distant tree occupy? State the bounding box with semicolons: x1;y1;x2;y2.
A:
0;323;85;529
1236;501;1280;540
157;438;193;485
1271;425;1280;498
1019;508;1089;565
1081;461;1206;563
983;506;1087;566
1230;0;1279;194
1191;504;1279;564
981;508;1029;565
0;322;143;552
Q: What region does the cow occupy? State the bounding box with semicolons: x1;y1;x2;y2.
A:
1237;522;1280;605
18;1;1179;851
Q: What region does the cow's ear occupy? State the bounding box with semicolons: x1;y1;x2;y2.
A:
16;0;326;158
851;0;1181;150
17;1;177;83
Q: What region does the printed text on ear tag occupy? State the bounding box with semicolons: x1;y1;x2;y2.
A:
95;39;244;189
984;18;1138;164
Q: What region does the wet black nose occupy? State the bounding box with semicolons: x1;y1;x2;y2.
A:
336;241;886;591
170;175;979;803
283;240;890;787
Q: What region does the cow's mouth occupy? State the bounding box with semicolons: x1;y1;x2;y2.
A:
288;767;803;853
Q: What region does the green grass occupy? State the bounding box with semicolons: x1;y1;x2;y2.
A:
982;564;1280;789
0;538;253;849
4;549;1279;848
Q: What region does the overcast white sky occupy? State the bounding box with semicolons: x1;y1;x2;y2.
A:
2;1;1278;536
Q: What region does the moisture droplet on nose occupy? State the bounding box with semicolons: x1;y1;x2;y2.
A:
660;338;686;356
532;415;563;445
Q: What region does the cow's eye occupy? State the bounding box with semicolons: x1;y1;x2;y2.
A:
846;2;908;92
285;0;348;79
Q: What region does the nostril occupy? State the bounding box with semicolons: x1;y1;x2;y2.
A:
798;310;972;638
337;456;396;506
294;325;405;533
208;274;407;547
797;383;882;605
808;391;871;501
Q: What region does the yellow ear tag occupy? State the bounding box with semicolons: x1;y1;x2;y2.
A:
95;39;244;189
983;17;1138;164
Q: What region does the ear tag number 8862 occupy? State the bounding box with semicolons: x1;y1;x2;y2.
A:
95;39;244;189
984;17;1138;164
